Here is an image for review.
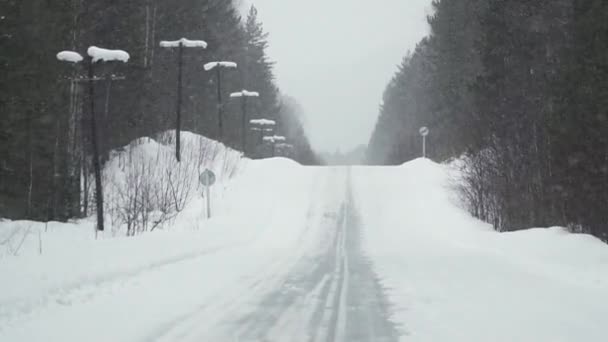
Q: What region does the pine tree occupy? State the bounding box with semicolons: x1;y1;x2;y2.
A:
367;0;607;240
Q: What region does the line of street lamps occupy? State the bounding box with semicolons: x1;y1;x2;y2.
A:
57;39;290;233
159;38;281;160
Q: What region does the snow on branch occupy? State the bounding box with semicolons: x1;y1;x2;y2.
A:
230;90;260;98
87;46;130;63
204;61;238;71
160;38;208;48
250;119;276;127
56;51;83;63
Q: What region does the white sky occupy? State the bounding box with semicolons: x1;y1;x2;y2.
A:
239;0;433;152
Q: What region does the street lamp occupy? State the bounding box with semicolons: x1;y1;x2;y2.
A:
250;127;274;142
250;118;276;143
230;90;259;154
263;135;286;157
57;46;130;233
275;143;294;157
204;61;238;140
160;38;208;162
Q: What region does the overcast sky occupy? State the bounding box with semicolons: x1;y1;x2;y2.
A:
239;0;433;152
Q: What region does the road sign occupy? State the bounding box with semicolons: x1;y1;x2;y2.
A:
199;169;216;219
419;126;429;137
419;127;429;158
199;169;216;187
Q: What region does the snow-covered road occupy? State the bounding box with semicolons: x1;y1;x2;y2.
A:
154;167;398;341
224;168;398;342
2;158;607;342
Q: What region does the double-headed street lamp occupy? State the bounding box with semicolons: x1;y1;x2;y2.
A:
230;90;259;154
204;61;238;140
263;135;287;157
160;38;208;162
275;143;294;157
57;46;129;233
250;118;276;146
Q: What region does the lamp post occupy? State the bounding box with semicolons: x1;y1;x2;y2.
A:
204;61;237;140
230;90;259;154
250;118;276;152
250;126;274;143
160;38;207;162
263;135;286;157
275;143;294;158
57;46;130;233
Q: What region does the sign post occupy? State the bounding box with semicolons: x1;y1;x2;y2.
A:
199;169;216;219
419;126;430;158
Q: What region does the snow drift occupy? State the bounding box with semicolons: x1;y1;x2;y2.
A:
0;133;313;342
351;158;608;342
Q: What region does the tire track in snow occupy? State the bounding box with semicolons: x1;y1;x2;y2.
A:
229;168;346;341
148;169;337;342
222;167;399;342
341;179;400;342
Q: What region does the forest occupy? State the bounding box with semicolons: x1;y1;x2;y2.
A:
367;0;608;241
0;0;318;223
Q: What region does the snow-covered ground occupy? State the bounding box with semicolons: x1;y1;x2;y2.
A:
0;141;321;341
0;132;319;340
1;137;607;341
352;159;608;342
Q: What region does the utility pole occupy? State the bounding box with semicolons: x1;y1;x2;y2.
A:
160;38;207;162
204;61;238;140
57;46;130;233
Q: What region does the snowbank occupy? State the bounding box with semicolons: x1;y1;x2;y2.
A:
0;134;315;342
0;131;245;256
351;158;608;342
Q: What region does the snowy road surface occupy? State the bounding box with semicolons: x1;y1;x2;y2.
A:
154;167;398;341
1;158;608;342
228;169;398;342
